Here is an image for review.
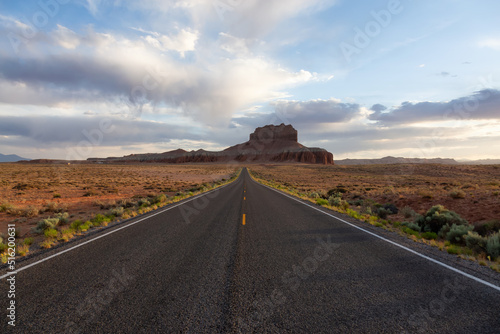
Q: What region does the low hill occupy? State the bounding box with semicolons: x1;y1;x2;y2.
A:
0;153;30;162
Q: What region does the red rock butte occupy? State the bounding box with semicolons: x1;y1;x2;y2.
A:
88;124;334;165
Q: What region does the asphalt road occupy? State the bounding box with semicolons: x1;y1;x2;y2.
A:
1;168;500;333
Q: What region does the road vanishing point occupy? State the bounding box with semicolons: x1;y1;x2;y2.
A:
1;168;500;333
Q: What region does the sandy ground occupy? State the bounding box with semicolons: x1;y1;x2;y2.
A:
0;163;237;239
249;164;500;226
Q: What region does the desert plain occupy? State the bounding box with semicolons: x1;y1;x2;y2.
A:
1;162;499;266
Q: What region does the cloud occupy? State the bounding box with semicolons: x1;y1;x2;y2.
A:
52;25;81;49
141;29;199;57
370;104;386;112
0;25;315;125
83;0;103;16
478;38;500;50
369;89;500;124
84;0;338;39
0;115;199;146
270;98;362;124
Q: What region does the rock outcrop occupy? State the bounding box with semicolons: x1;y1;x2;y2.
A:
88;124;334;165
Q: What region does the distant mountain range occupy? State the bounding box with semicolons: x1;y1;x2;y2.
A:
457;159;500;165
336;156;500;165
0;153;30;162
335;156;458;165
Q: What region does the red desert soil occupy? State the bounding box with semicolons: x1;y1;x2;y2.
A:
0;163;237;239
249;163;500;225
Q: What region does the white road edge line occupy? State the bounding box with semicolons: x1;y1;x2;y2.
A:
255;179;500;293
0;181;235;280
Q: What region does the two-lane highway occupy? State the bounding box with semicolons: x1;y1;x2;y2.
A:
1;168;500;333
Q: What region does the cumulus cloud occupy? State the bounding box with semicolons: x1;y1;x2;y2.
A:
0;24;314;124
141;29;199;57
370;104;387;112
369;89;500;124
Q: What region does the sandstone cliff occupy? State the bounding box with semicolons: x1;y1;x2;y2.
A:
88;124;334;165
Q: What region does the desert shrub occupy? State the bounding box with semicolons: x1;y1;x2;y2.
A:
91;213;110;224
153;194;168;204
21;205;40;217
402;221;421;232
78;221;93;232
109;206;124;217
137;198;151;207
309;192;320;199
377;207;389;219
53;193;61;198
23;237;33;246
40;239;56;249
445;224;474;245
315;198;328;206
486;233;500;259
449;189;466;199
401;206;416;219
120;199;135;208
16;244;29;257
362;206;372;215
94;200;116;210
465;232;488;254
0;243;7;252
474;220;500;237
92;214;113;225
415;205;468;233
403;227;420;236
418;190;433;199
421;232;438;240
328;195;342;207
45;201;60;212
54;212;69;224
58;228;75;242
1;203;19;215
349;198;364;207
447;245;460;255
70;220;83;230
316;198;328;205
383;203;399;215
34;218;60;233
44;228;59;239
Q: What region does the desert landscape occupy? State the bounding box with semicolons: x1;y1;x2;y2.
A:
249;163;500;270
0;163;239;259
2;161;500;267
249;163;500;224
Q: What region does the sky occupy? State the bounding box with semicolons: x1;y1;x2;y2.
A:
0;0;499;160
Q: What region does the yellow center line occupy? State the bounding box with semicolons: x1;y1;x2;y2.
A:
242;214;246;225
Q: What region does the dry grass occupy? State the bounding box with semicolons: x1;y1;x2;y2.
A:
0;163;238;243
249;163;500;224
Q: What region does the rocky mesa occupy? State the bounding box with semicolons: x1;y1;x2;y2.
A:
89;124;334;165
